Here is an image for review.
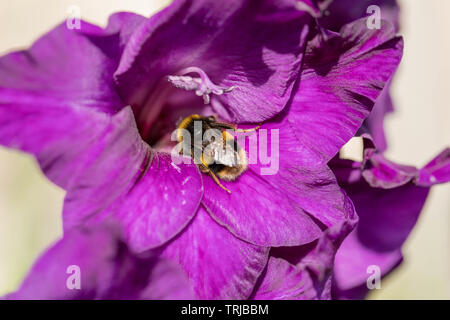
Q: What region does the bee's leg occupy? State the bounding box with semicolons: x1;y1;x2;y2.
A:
199;162;232;194
208;170;232;194
211;122;235;130
233;123;261;133
213;122;261;133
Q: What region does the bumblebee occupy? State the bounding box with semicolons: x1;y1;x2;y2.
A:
176;115;259;194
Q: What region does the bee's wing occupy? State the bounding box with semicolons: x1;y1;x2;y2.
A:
207;140;238;167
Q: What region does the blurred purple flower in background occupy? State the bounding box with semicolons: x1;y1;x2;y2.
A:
0;0;447;300
330;137;450;299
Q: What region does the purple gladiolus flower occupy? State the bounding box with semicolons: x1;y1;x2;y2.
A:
330;138;450;299
0;0;405;299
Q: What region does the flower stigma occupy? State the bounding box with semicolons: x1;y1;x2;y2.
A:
167;66;235;104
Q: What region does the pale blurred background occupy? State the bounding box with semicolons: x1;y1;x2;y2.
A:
0;0;449;299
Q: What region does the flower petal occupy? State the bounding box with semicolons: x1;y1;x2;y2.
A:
0;13;144;114
60;109;203;252
295;0;333;18
115;0;312;123
4;225;193;300
353;182;429;251
202;167;322;247
359;139;450;189
161;206;269;300
139;258;195;300
416;148;450;186
289;18;403;164
362;83;395;152
79;12;146;45
320;0;400;151
253;120;356;228
321;0;400;32
332;157;430;252
362;153;418;189
252;257;321;300
252;207;357;300
0;101;114;190
0;14;145;190
94;153;203;253
330;151;449;298
333;229;402;293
